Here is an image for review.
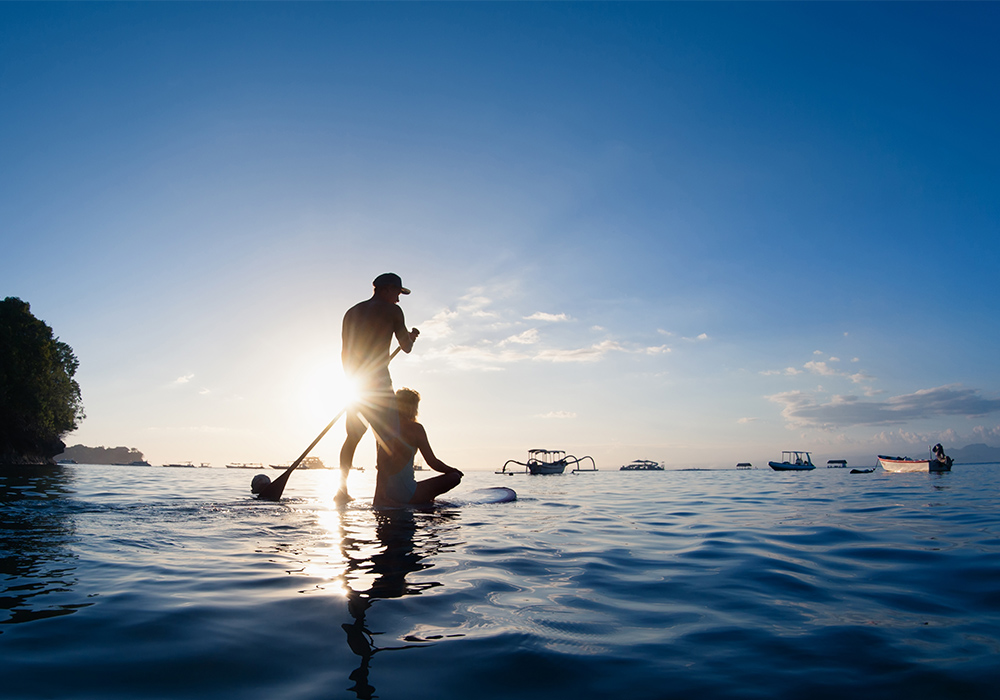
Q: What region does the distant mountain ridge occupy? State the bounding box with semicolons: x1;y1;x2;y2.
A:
949;443;1000;464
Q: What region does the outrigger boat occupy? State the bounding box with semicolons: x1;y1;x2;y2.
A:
620;459;664;471
768;451;815;471
497;449;597;475
878;444;953;473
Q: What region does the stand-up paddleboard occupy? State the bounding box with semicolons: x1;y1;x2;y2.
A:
461;487;517;504
251;484;516;507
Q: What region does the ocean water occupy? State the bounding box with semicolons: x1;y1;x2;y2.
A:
2;463;999;700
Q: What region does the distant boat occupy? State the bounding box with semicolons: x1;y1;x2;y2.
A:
736;462;753;470
226;462;264;469
497;449;598;475
827;459;848;469
620;459;664;471
768;451;815;471
270;456;327;470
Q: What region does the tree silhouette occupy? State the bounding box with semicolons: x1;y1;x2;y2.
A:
1;297;85;464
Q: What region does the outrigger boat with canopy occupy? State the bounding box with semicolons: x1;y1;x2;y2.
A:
497;449;598;475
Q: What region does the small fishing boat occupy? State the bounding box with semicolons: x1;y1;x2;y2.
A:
878;445;953;473
827;459;848;469
768;451;815;471
226;462;264;469
497;449;598;475
620;459;664;471
736;462;753;470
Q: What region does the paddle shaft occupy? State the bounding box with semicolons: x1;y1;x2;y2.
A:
257;345;403;501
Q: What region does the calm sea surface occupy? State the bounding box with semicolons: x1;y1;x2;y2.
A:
2;463;999;699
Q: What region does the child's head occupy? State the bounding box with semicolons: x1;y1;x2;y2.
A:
396;387;420;421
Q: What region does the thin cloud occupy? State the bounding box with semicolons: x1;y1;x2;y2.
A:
499;328;540;346
760;367;804;376
525;312;570;322
535;340;626;363
644;345;671;355
420;308;460;340
804;361;838;376
766;356;875;386
768;384;1000;429
538;411;577;419
172;374;195;385
417;285;672;370
421;344;529;370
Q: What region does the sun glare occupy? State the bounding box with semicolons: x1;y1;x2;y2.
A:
295;362;360;425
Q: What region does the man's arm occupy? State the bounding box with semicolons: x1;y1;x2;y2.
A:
393;307;419;354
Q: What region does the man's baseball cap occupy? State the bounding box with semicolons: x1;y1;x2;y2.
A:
373;272;411;294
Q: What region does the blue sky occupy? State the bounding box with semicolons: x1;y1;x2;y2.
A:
3;2;999;470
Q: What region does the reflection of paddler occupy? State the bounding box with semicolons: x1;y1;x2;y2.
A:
340;510;439;700
339;273;419;504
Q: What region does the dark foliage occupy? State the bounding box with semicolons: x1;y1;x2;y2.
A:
0;297;85;464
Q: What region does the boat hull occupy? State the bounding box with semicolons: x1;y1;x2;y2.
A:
768;462;815;471
528;462;566;475
877;456;951;473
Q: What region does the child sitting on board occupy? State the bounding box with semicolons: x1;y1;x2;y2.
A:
373;388;463;507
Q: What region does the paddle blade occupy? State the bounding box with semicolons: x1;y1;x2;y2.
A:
256;469;291;501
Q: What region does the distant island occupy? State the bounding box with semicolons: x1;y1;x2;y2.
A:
57;444;149;466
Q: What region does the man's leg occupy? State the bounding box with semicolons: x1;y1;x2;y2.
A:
337;410;367;503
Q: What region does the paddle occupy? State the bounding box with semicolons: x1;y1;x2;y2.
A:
255;346;403;501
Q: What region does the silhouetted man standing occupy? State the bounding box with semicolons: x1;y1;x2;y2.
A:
337;273;419;503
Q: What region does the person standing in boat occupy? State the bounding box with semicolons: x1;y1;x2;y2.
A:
373;388;463;507
338;273;420;503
